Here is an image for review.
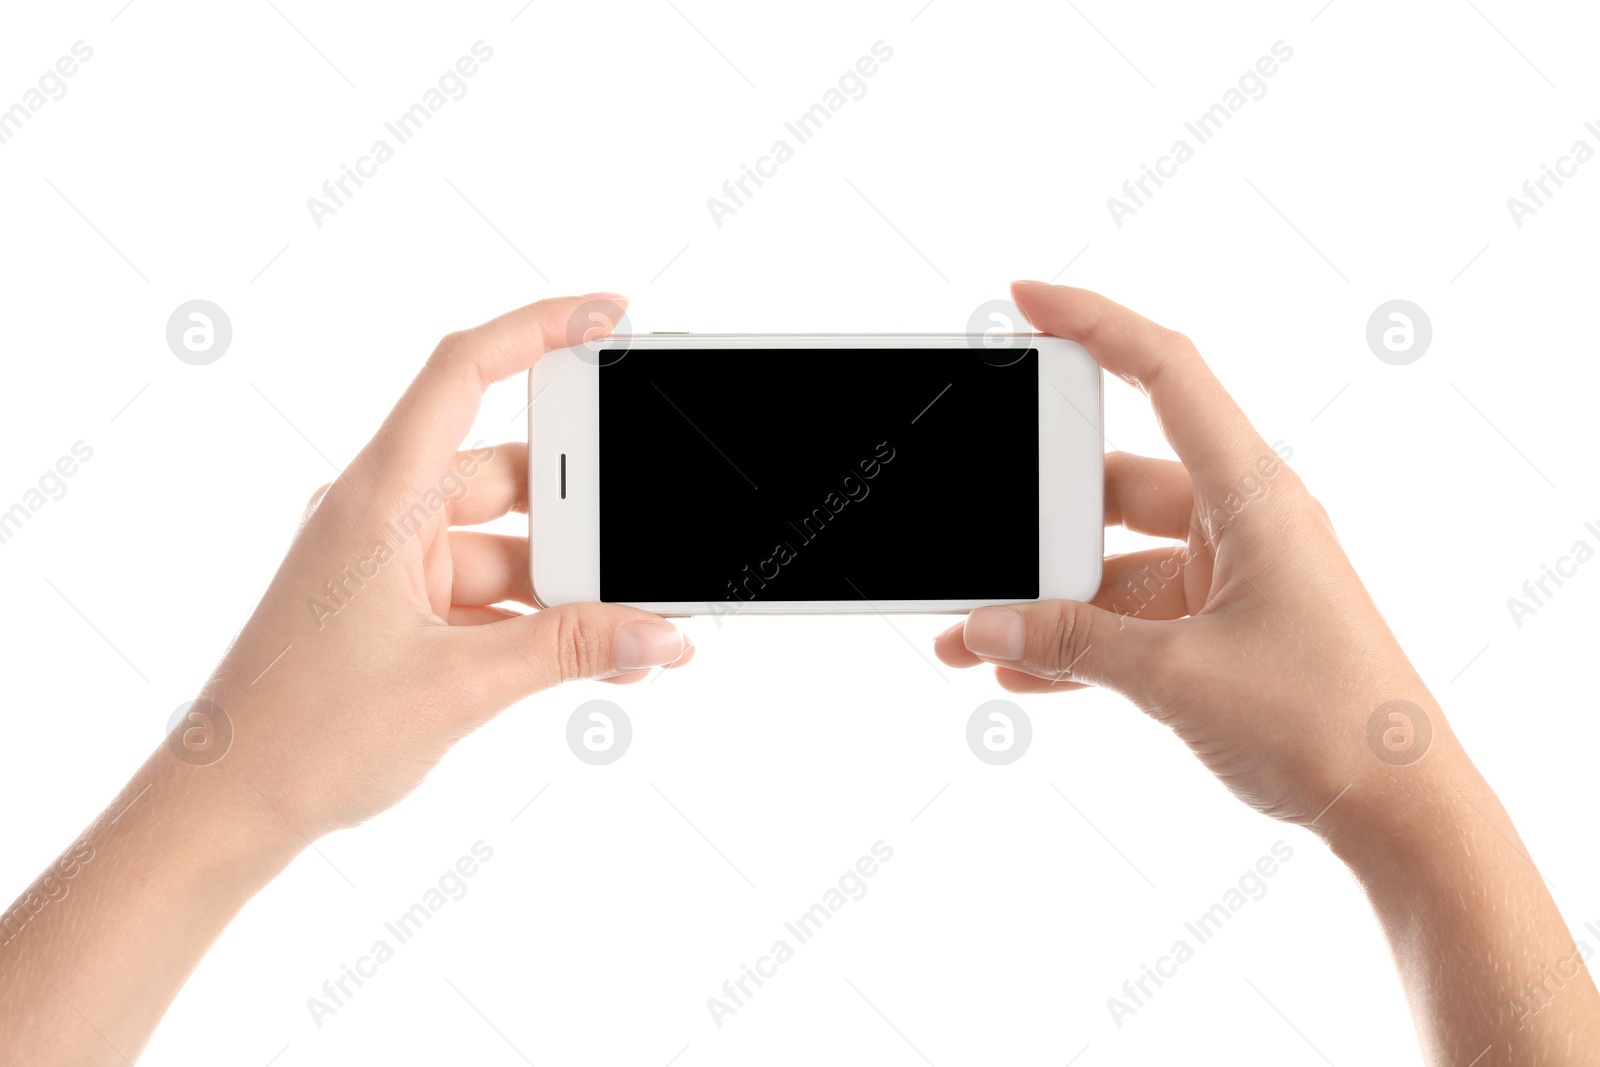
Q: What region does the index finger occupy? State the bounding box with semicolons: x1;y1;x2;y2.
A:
1011;281;1271;490
359;293;626;495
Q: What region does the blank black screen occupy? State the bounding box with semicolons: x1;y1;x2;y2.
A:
599;348;1039;603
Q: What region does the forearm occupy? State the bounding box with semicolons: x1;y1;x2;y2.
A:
1324;745;1600;1065
0;752;301;1066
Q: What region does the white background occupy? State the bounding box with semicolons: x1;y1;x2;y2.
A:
2;1;1598;1064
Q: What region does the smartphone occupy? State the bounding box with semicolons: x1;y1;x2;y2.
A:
528;333;1103;614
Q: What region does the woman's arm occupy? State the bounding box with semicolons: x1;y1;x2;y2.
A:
936;280;1600;1064
1323;748;1600;1063
0;294;692;1065
0;760;300;1065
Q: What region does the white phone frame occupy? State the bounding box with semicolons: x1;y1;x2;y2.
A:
528;334;1103;615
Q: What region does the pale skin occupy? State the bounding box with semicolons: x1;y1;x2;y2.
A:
0;284;1592;1064
936;281;1600;1064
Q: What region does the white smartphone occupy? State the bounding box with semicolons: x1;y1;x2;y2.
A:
528;333;1103;615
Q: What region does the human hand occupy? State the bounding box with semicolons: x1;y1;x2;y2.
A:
0;295;703;1067
935;281;1460;827
188;294;694;840
931;282;1600;1065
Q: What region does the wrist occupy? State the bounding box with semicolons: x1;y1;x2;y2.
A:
108;746;309;900
1313;739;1501;883
0;748;310;1063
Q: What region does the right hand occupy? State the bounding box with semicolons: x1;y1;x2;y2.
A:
935;281;1466;829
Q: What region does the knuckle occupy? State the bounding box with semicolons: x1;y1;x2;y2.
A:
303;483;332;516
432;330;469;361
1039;603;1092;677
1301;492;1338;537
1165;329;1200;357
552;607;609;680
428;330;484;380
426;328;495;393
1137;331;1199;393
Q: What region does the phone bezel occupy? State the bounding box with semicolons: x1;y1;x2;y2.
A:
528;334;1103;615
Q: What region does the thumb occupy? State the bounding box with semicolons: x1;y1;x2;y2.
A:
465;604;690;710
960;600;1172;700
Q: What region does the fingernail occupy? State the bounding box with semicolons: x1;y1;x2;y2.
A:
615;621;684;670
665;635;695;668
963;608;1025;661
581;291;627;301
1012;279;1045;288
